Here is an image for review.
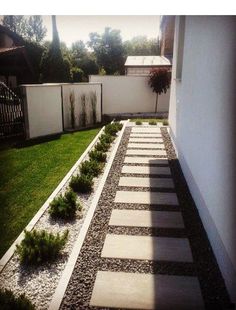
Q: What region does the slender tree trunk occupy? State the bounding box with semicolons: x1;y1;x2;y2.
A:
155;93;159;113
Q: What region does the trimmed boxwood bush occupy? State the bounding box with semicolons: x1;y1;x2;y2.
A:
79;160;104;177
94;141;110;152
89;149;107;162
163;119;169;126
113;121;123;131
99;133;115;145
49;190;81;219
0;289;35;310
16;229;69;265
149;120;157;125
104;123;118;136
69;173;94;193
135;120;142;125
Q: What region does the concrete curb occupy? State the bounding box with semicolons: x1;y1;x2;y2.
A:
0;125;107;273
48;120;129;310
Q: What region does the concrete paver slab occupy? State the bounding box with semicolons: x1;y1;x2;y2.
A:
132;128;161;133
130;133;162;138
124;157;169;165
127;143;165;149
101;234;193;262
90;271;204;309
109;209;184;228
122;165;171;175
115;191;179;205
119;176;174;188
129;138;164;143
126;149;167;156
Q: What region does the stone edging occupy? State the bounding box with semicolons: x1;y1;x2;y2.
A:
48;120;129;310
0;124;107;273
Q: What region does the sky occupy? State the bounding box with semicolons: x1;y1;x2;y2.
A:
42;16;160;47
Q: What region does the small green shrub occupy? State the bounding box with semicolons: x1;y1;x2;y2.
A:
104;123;120;136
149;120;157;125
99;133;115;144
0;289;35;310
89;149;107;162
163;119;169;126
79;160;104;177
69;174;94;193
49;190;81;219
113;121;123;131
16;229;69;265
95;141;110;152
135;120;142;125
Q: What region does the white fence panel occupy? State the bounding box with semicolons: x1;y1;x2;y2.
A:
22;84;63;139
62;83;101;130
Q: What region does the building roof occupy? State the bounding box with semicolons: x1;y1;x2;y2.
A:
0;46;25;55
125;56;171;67
0;25;24;46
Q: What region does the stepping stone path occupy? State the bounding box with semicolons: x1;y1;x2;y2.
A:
90;124;204;309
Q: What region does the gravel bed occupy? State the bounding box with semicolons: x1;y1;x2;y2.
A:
0;130;119;310
60;126;232;310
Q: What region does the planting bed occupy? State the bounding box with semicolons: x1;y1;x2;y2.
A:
0;124;124;309
60;126;231;310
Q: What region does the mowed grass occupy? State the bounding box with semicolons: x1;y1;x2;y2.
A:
0;128;101;258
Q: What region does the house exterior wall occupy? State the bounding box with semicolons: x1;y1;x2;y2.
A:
90;75;170;115
169;16;236;302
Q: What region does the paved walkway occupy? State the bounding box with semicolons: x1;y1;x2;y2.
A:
90;125;204;309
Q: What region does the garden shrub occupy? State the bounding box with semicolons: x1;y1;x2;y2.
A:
49;190;81;219
149;120;157;125
163;119;169;126
0;289;35;310
99;133;115;144
79;160;104;177
16;229;69;265
89;150;107;162
104;123;120;136
135;120;142;125
69;173;94;193
94;141;110;152
113;121;123;131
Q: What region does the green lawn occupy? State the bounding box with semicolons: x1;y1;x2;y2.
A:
0;128;101;258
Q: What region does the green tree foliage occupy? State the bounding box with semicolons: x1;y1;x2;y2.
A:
26;16;47;43
2;15;27;37
40;16;71;82
88;27;125;74
2;15;46;43
124;35;160;56
0;289;35;310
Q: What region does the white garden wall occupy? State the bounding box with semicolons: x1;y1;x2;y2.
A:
22;83;102;139
22;84;63;139
169;16;236;302
89;75;170;115
62;83;101;130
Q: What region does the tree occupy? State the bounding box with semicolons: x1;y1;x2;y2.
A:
88;27;124;74
40;16;71;83
26;16;47;43
2;15;46;43
124;36;160;56
2;15;27;37
148;68;171;113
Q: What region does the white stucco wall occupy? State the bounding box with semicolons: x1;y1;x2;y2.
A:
169;16;236;302
90;75;170;115
23;85;63;139
62;83;101;129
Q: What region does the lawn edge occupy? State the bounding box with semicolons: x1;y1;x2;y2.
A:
0;125;106;272
48;120;129;310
